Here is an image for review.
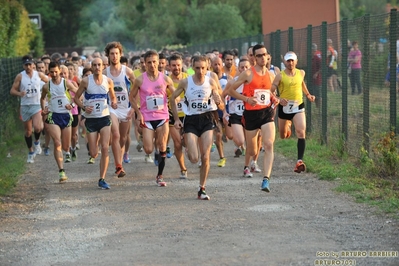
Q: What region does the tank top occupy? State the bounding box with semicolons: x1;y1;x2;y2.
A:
183;75;217;116
20;70;41;106
106;65;130;109
83;75;110;118
228;76;244;116
48;78;71;114
242;67;272;111
139;72;169;121
278;69;304;104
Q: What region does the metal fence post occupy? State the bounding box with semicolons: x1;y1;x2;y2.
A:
321;22;328;144
306;25;312;133
389;9;398;134
363;14;370;152
288;27;294;51
341;19;348;142
275;30;281;71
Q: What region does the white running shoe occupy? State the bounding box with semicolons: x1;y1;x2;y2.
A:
243;167;253;178
27;153;35;163
34;142;42;155
250;161;261;173
145;154;154;163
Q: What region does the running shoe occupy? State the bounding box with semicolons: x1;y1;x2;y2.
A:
250;161;261;173
234;147;242;157
243;167;253;178
156;175;167;187
144;154;153;163
198;160;202;168
75;143;80;150
261;178;270;192
136;136;143;152
166;146;173;158
44;147;50;156
27;153;35;163
71;149;77;161
154;152;160;166
123;152;131;163
210;143;216;153
115;166;126;178
34;142;42;155
294;160;306;173
180;170;187;179
241;147;246;156
217;158;226;167
87;157;95;164
65;153;71;163
198;187;210;200
98;178;110;189
59;171;68;183
222;134;228;143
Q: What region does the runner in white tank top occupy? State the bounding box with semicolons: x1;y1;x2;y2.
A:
104;42;136;177
170;55;225;200
10;55;48;163
74;57;118;189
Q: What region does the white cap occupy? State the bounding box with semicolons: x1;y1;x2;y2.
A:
284;53;297;61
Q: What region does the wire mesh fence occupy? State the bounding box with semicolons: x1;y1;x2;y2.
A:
0;57;22;144
183;10;399;159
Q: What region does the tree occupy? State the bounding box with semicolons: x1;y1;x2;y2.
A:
186;2;246;44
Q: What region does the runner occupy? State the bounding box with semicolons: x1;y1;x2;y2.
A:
167;53;189;178
104;41;136;177
74;57;118;189
228;44;278;193
129;50;175;187
272;51;315;173
10;55;48;163
41;61;78;182
170;55;225;200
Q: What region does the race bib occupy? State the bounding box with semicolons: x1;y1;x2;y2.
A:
189;99;208;112
229;100;244;115
283;100;300;114
116;91;128;108
26;84;39;98
88;99;106;114
254;89;270;106
146;95;164;110
51;95;69;112
177;99;184;112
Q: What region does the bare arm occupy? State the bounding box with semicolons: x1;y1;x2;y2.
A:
107;78;117;109
10;74;25;97
74;77;87;110
38;72;49;83
210;78;225;111
40;83;49;115
129;76;143;122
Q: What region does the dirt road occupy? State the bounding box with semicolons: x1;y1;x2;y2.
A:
0;136;398;266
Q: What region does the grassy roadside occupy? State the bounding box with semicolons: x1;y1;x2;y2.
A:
274;137;399;215
0;131;26;201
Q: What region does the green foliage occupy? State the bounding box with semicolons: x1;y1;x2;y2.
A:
340;0;386;19
371;131;399;178
0;0;42;57
186;2;246;44
30;27;45;58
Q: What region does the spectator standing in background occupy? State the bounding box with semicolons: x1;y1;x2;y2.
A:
348;41;362;95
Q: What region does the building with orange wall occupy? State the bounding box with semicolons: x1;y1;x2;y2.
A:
261;0;340;34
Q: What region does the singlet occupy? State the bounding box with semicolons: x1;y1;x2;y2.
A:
47;78;71;114
278;69;304;104
242;67;272;111
139;72;169;121
171;72;188;118
20;70;41;106
106;65;130;109
183;75;217;116
83;74;110;118
228;76;244;116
